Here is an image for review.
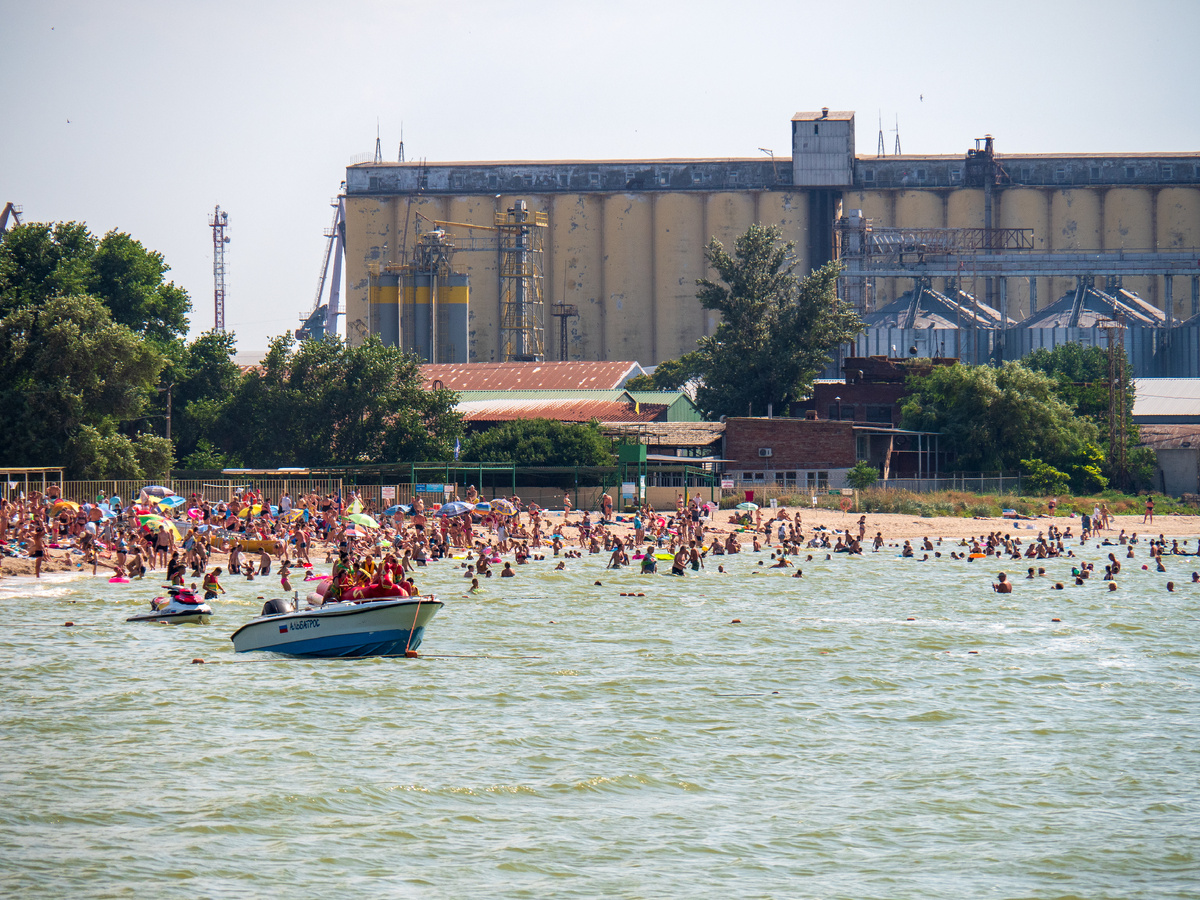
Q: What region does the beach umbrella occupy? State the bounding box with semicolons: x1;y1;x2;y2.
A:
382;505;408;516
283;509;306;522
50;500;79;516
736;502;759;511
343;512;380;529
156;495;186;509
237;504;264;518
138;515;181;540
474;501;492;513
490;498;515;516
139;485;175;499
435;500;473;518
343;526;368;538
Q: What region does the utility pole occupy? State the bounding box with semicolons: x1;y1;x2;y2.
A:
1102;318;1128;489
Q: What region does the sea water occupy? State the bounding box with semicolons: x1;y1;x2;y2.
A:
1;539;1198;899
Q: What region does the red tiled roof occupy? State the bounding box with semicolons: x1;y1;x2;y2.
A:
458;398;666;424
424;361;643;392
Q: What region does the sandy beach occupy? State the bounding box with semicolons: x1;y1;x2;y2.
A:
5;506;1199;580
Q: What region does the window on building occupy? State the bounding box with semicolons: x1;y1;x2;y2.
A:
368;176;380;191
658;172;669;187
692;169;702;184
1124;166;1136;180
488;175;499;189
1055;167;1068;184
589;171;600;188
828;404;839;420
557;172;570;188
856;436;869;459
840;405;856;421
1090;166;1101;182
950;169;962;185
866;405;893;424
728;171;739;184
418;172;428;190
814;123;819;135
1161;164;1173;180
863;169;875;183
915;168;927;182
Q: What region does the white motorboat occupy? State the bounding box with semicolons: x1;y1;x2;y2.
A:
127;589;213;625
230;595;443;658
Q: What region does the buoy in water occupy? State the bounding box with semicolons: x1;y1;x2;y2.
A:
731;619;741;624
192;658;205;664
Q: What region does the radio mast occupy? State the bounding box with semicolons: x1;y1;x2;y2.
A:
209;205;230;332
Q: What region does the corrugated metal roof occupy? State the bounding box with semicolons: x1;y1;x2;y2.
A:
457;398;665;424
602;421;725;447
1137;423;1200;450
1134;379;1200;419
424;362;643;391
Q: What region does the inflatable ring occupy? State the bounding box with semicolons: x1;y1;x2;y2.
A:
839;497;852;512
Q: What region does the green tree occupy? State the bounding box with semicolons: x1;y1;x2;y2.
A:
210;334;463;466
464;419;615;467
0;294;167;473
625;352;707;392
0;221;191;340
687;225;863;419
845;460;879;490
901;361;1097;475
157;330;243;462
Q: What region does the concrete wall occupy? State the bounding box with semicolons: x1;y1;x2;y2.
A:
1154;448;1199;496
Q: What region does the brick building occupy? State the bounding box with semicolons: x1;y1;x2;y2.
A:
722;416;941;490
796;356;956;426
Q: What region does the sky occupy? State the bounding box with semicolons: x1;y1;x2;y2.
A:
3;0;1198;351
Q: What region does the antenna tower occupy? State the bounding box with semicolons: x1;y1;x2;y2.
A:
374;121;383;164
877;112;885;158
209;205;229;332
398;123;405;162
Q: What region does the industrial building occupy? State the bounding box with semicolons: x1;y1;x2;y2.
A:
343;109;1200;370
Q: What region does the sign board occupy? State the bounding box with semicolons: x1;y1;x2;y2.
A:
841;488;854;496
721;479;734;489
621;482;635;496
770;498;778;509
415;484;443;493
380;486;396;500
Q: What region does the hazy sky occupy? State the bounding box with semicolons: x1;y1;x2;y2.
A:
4;0;1197;350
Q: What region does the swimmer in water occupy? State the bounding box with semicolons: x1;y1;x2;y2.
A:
993;572;1012;593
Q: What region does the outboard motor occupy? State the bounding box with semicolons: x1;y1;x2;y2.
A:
261;598;296;617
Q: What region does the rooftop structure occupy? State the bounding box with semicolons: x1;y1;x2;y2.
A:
423;361;644;392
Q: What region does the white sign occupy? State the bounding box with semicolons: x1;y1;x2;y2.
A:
770;498;778;509
841;488;854;496
381;486;396;500
621;482;635;496
721;479;734;489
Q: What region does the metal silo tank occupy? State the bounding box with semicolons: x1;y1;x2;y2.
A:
1155;187;1200;318
550;193;603;361
1050;189;1102;303
601;193;654;363
1105;187;1155;306
704;192;756;336
447;195;499;362
999;188;1050;320
652;192;706;364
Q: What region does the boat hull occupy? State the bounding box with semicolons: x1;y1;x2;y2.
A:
127;609;212;625
230;597;443;658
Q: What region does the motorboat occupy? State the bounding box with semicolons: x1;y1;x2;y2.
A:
127;589;213;625
230;595;443;658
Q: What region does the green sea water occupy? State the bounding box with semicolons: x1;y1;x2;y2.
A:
2;538;1198;899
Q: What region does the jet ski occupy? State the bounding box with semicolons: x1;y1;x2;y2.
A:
126;586;213;625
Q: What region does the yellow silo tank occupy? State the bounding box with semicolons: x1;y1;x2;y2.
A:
601;193;654;363
550;193;604;361
1105;187;1155;305
1049;189;1102;302
999;188;1051;319
1157;187;1200;317
946;189;985;297
343;195;392;345
759;191;810;275
705;192;756;336
652;192;706;364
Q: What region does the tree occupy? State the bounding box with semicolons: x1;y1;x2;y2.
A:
845;460;879;490
686;225;863;419
209;334;464;466
901;361;1098;477
625;352;707;392
0;222;191;340
0;294;167;474
464;419;615;467
157;330;243;462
